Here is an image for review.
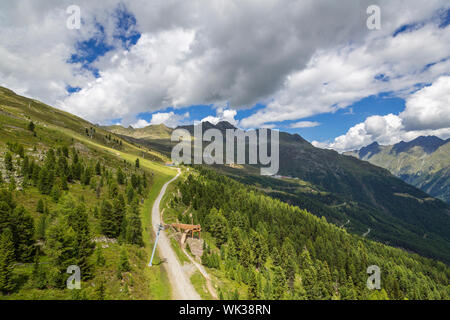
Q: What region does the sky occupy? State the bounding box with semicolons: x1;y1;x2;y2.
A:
0;0;449;152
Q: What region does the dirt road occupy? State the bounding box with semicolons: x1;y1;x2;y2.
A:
151;168;201;300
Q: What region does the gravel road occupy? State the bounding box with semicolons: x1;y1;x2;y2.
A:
151;168;201;300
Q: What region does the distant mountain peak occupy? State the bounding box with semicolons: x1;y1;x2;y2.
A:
358;141;381;159
392;135;446;154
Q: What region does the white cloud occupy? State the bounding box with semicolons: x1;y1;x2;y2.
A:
201;108;237;125
240;21;450;128
149;111;189;128
290;121;321;128
401;76;450;130
0;0;449;136
131;119;150;128
313;77;450;152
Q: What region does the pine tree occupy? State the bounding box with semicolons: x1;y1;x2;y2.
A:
131;174;139;189
117;249;130;279
61;175;69;190
94;279;106;300
36;199;44;213
28;121;35;132
205;208;228;246
8;177;16;192
46;218;77;288
272;266;287;300
70;204;95;280
36;215;47;240
126;203;144;246
247;269;258;299
31;250;46;289
96;247;106;267
126;184;135;203
4;152;13;171
95;161;101;175
51;184;61;202
117;167;125;185
100;200;115;237
0;228;15;294
142;173;147;189
135;158;140;169
11;206;35;262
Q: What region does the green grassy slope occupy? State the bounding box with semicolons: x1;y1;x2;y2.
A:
0;86;176;299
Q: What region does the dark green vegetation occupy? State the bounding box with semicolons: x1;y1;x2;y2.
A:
345;136;450;204
110;122;450;265
0;86;175;299
170;168;450;300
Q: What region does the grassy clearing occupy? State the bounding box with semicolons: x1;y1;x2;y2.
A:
190;271;213;300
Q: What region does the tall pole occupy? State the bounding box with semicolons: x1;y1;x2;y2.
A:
148;224;164;266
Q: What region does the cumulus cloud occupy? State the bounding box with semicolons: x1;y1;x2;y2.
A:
201;108;237;125
240;20;450;128
131;119;150;128
290;121;321;128
401;76;450;130
150;111;189;128
313;76;450;152
1;0;449;138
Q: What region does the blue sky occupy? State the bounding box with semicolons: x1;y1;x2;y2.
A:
63;4;412;143
2;1;449;152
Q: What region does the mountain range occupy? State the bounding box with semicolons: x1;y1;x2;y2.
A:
1;85;449;301
106;121;450;264
345;136;450;204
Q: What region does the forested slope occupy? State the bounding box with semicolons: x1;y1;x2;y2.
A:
0;86;174;299
170;168;450;300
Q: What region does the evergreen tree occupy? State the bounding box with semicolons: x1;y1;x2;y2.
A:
0;229;15;294
135;158;140;169
95;161;101;175
205;208;228;246
69;204;95;280
112;194;126;238
131;174;139;189
36;215;47;240
28;121;35;132
51;183;61;202
31;250;46;289
117;167;125;185
8;177;16;192
11;206;35;262
94;279;106;300
126;203;144;246
100;200;115;237
4;152;13;171
126;184;135;203
36;199;44;213
46;218;77;288
96;247;106;267
247;269;259;299
117;249;130;279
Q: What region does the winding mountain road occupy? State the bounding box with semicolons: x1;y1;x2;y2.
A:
151;168;201;300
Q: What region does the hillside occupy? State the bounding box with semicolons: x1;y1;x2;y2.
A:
1;87;449;301
102;124;173;140
0;86;177;299
108;122;450;264
345;136;450;204
162;167;450;300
